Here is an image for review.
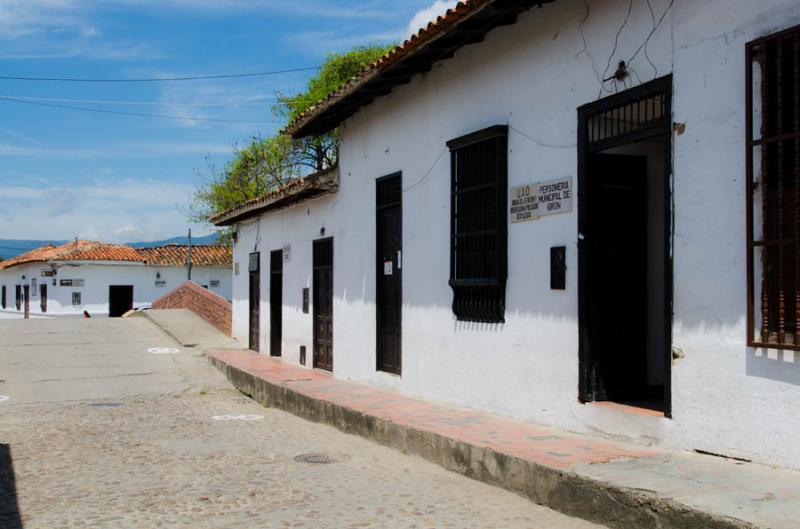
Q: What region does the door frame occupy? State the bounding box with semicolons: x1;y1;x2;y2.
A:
376;172;403;375
313;237;334;372
40;283;47;313
269;249;283;357
577;75;674;417
249;252;261;353
108;285;134;317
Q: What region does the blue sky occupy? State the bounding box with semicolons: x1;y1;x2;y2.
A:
0;0;455;242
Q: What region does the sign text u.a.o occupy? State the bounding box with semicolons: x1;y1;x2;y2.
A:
509;177;572;223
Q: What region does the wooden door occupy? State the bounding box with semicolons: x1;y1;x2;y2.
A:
586;153;648;401
15;285;21;311
1;285;5;309
270;249;283;357
313;238;334;371
376;174;402;374
108;286;133;317
249;252;261;352
23;285;29;317
40;284;47;313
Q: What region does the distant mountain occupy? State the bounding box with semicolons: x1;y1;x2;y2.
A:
0;234;222;260
127;233;220;248
0;239;68;260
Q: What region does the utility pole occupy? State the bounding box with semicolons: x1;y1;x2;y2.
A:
187;229;193;281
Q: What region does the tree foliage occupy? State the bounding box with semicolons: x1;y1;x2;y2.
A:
191;43;394;236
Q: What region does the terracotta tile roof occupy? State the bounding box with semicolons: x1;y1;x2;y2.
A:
210;166;339;226
137;245;232;267
0;240;144;271
286;0;552;138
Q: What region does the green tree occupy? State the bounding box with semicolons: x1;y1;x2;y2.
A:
274;44;393;171
190;43;394;237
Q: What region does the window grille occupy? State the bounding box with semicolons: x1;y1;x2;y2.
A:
447;125;508;323
747;25;800;349
72;292;81;306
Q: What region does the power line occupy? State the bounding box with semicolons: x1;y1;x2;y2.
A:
0;96;282;124
0;95;278;107
0;66;320;83
0;94;327;107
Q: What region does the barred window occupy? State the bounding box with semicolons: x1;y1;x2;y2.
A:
447;125;508;323
747;25;800;349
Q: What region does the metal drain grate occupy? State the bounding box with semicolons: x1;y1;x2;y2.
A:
294;453;337;465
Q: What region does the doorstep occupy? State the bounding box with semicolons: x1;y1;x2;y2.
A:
208;349;799;529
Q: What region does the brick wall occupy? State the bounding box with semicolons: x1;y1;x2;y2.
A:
152;280;232;336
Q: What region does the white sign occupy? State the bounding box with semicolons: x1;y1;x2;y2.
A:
510;177;572;223
384;260;393;276
147;347;180;355
213;414;264;421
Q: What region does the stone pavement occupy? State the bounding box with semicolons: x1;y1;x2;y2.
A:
0;317;603;529
209;349;800;529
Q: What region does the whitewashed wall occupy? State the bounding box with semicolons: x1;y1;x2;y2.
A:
0;262;231;315
232;0;800;469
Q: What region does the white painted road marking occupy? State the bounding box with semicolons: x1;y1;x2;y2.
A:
0;395;9;402
212;415;264;421
148;347;181;355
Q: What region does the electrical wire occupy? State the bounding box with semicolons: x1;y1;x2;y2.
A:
0;96;282;124
403;148;447;192
0;66;320;83
509;125;576;149
0;95;278;107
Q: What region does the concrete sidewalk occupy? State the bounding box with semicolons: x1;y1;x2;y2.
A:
133;309;238;349
209;349;800;529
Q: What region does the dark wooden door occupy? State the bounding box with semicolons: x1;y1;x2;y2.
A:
23;285;29;317
1;285;5;309
377;174;402;374
313;238;334;371
249;252;261;352
270;249;283;357
15;285;21;311
108;286;134;317
40;284;47;313
586;153;648;401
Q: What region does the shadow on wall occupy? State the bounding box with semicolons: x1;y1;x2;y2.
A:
747;349;800;387
0;444;22;529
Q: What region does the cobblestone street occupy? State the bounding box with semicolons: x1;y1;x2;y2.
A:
0;318;602;529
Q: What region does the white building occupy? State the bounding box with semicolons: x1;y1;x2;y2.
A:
214;1;800;470
0;240;232;316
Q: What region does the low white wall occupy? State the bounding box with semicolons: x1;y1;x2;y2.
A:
231;0;800;469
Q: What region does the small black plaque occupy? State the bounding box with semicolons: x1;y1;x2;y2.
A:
299;346;307;366
551;246;567;290
248;252;260;273
302;288;310;314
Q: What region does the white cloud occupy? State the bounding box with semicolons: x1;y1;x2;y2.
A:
0;141;233;158
0;178;204;242
405;0;458;39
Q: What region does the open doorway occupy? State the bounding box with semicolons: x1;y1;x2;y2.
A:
578;76;673;416
109;285;134;317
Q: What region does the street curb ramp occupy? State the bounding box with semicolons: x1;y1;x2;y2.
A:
209;356;757;529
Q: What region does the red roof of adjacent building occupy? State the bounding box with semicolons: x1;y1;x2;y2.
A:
0;240;144;271
286;0;552;138
0;241;232;271
137;245;232;267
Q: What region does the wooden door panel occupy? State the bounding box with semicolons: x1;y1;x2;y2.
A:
313;239;334;372
377;177;402;374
